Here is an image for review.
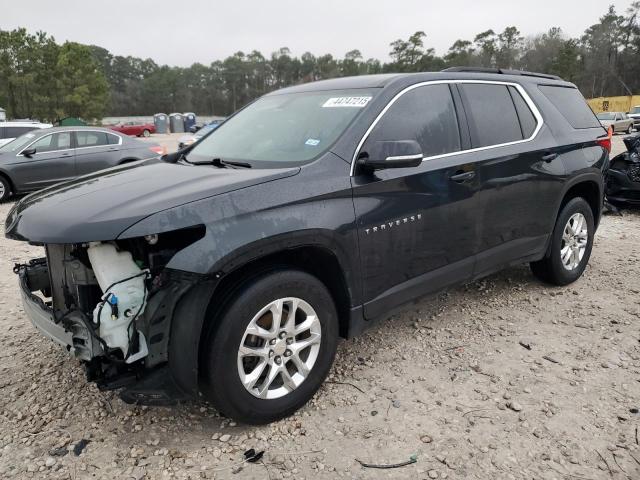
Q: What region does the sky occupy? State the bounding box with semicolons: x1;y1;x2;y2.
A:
1;0;633;66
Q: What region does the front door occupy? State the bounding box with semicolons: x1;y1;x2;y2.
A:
11;131;75;190
351;83;482;319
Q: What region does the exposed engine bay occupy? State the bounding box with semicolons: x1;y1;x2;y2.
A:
14;226;206;403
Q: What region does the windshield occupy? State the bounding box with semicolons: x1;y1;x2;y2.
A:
186;89;377;167
631;107;640;114
0;131;38;153
597;112;616;120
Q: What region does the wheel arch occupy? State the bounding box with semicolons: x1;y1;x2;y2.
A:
168;241;356;399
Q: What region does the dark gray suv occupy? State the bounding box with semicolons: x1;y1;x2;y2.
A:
7;68;608;424
0;126;163;201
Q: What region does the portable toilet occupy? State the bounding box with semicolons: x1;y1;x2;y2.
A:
183;112;196;132
154;113;169;134
169;113;184;133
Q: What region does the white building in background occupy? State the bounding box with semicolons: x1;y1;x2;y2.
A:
0;108;6;121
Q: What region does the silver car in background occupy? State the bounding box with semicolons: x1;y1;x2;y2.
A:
596;111;635;134
0;126;164;201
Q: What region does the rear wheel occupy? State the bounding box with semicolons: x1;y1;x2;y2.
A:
0;176;11;202
201;270;338;424
530;197;594;285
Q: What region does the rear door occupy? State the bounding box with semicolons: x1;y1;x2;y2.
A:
458;82;563;277
352;82;481;319
11;131;75;190
74;130;123;176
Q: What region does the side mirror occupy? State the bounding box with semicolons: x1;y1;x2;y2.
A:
358;140;423;171
22;147;36;157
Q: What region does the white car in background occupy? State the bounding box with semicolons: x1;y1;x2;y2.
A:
0;121;52;147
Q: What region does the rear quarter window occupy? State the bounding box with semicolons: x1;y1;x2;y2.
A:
538;85;600;129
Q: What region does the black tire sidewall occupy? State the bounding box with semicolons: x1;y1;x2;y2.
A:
202;270;338;424
548;197;595;285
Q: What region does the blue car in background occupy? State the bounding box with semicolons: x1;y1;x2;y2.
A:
179;120;224;149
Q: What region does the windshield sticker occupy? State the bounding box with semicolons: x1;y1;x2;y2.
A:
305;138;320;146
322;96;372;108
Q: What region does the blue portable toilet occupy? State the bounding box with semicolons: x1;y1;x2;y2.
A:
183;112;196;132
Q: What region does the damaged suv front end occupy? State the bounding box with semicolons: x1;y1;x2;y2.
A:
5;156;301;404
607;133;640;206
12;220;207;403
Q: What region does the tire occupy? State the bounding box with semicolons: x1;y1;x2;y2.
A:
201;269;339;424
0;176;11;202
628;125;634;135
142;129;150;137
530;197;594;285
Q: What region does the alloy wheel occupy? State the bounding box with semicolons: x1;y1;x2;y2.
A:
237;297;321;399
560;213;588;271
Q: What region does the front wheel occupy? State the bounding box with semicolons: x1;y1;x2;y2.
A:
531;197;594;285
0;176;11;202
142;129;151;137
628;125;634;135
201;270;339;424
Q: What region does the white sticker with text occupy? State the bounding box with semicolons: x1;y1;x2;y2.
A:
322;96;372;108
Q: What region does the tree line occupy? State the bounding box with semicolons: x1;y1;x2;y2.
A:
1;2;639;122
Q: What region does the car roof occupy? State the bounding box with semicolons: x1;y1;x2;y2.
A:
36;126;124;134
0;121;52;128
267;71;575;96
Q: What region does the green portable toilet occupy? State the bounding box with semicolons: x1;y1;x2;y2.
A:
58;117;86;127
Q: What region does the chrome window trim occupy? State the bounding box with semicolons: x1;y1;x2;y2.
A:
17;129;123;156
350;79;544;176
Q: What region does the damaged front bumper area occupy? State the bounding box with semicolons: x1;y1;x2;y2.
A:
16;233;206;405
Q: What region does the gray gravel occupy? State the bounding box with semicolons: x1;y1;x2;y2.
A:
0;136;639;479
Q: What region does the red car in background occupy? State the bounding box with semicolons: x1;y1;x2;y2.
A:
109;121;155;137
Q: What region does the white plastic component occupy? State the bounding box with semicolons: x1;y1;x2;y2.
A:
87;242;148;359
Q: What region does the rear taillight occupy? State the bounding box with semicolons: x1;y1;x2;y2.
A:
597;126;612;153
149;145;166;155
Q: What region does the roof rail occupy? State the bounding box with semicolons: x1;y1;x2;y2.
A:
442;66;562;81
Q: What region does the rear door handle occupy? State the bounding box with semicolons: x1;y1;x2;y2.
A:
449;170;475;183
542;152;558;162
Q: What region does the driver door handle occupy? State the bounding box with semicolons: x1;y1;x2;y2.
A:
449;170;475;183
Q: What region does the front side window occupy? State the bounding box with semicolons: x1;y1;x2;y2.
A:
76;131;110;147
30;132;71;154
459;83;524;147
187;88;377;167
362;84;461;158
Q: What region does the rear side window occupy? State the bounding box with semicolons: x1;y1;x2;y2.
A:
459;84;523;147
508;86;537;138
76;131;110;147
363;84;461;158
107;133;120;145
538;85;600;129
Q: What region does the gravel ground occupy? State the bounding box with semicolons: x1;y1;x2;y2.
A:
0;137;639;480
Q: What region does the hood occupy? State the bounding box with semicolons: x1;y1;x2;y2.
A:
599;120;615;127
5;159;299;243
